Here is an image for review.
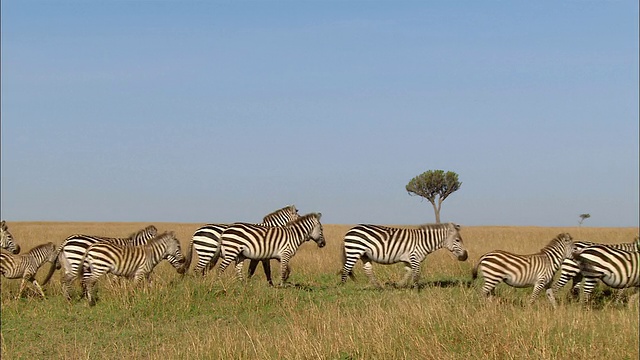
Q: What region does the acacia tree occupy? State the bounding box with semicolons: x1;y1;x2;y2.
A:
406;170;461;224
578;213;591;227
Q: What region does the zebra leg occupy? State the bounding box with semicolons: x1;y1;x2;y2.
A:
17;278;28;299
61;273;75;301
543;285;558;309
362;258;382;289
581;278;597;306
570;274;583;300
32;279;46;298
399;266;412;287
247;260;259;279
261;260;274;286
530;280;554;308
234;257;246;282
341;251;362;284
278;253;294;286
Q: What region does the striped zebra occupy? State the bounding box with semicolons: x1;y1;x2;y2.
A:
182;205;300;285
472;233;574;308
218;212;325;286
1;220;20;254
571;240;640;305
551;239;637;301
340;222;468;288
81;231;185;306
43;225;159;300
1;242;57;299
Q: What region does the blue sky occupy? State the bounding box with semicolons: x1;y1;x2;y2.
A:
1;1;638;227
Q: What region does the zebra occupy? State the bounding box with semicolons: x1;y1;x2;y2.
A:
80;231;185;306
550;239;638;302
182;205;300;285
1;220;20;254
570;241;640;305
218;212;325;286
42;225;159;300
472;233;574;308
1;242;57;299
340;222;468;288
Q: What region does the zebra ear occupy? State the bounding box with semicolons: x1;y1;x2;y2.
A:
316;213;322;220
1;220;5;228
453;223;461;230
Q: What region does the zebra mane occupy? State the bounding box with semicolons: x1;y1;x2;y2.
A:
263;205;297;220
128;225;158;239
146;231;176;245
286;212;321;226
540;233;572;253
418;222;459;230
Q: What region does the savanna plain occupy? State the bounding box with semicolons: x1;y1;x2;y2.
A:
1;222;638;359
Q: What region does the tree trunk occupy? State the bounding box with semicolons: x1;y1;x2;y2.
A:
431;201;441;224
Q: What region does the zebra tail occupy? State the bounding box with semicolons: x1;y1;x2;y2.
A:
472;261;479;280
41;245;63;286
182;238;195;274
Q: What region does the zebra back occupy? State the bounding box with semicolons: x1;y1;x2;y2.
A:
182;205;300;274
1;220;20;254
0;242;56;279
82;231;184;279
573;244;640;289
45;225;159;285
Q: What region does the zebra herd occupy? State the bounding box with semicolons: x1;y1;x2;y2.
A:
1;211;639;308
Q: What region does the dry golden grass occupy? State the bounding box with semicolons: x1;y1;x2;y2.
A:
1;221;638;359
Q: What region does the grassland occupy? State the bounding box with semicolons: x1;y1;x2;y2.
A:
1;222;638;359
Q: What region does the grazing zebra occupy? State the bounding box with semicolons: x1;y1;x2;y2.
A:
0;242;57;299
81;231;185;306
1;220;20;254
550;239;637;301
472;233;574;308
43;225;159;300
218;212;325;286
340;222;468;288
182;205;300;284
571;241;640;305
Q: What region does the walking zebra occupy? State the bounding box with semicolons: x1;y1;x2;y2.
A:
1;220;20;254
81;231;185;306
1;242;57;299
340;222;468;288
218;212;325;286
550;239;637;301
472;233;574;308
571;241;640;305
43;225;159;300
182;205;300;285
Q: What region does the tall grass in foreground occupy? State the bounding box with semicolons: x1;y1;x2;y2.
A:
1;222;638;359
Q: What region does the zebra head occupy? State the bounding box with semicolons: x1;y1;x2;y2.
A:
1;220;20;254
307;213;326;248
443;223;467;261
552;233;574;257
160;232;186;274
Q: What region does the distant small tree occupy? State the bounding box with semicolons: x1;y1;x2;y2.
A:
406;170;461;224
578;213;591;227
